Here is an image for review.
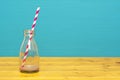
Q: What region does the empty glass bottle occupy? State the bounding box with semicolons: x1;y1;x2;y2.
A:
19;30;39;73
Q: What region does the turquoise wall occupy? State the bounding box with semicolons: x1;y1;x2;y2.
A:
0;0;120;56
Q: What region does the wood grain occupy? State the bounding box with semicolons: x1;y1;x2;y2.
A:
0;57;120;80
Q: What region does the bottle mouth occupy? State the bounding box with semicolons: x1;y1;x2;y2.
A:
24;29;34;36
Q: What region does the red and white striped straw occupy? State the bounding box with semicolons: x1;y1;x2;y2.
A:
21;7;40;68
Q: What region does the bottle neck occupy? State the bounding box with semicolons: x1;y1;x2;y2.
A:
24;30;34;37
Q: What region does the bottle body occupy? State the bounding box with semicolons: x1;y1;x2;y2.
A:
19;30;39;72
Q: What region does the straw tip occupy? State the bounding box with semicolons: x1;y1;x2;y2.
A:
37;7;40;10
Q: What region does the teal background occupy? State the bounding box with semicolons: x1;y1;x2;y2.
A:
0;0;120;56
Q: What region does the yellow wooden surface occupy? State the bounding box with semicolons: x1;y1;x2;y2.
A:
0;57;120;80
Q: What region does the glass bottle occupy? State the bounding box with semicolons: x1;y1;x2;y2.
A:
19;30;39;73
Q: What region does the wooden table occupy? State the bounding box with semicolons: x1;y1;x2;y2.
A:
0;57;120;80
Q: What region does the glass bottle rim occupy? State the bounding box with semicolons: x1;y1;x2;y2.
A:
24;29;34;36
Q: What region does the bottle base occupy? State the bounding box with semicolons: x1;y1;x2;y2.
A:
20;65;39;73
20;70;39;73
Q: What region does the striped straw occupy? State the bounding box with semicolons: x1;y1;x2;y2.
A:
21;7;40;68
